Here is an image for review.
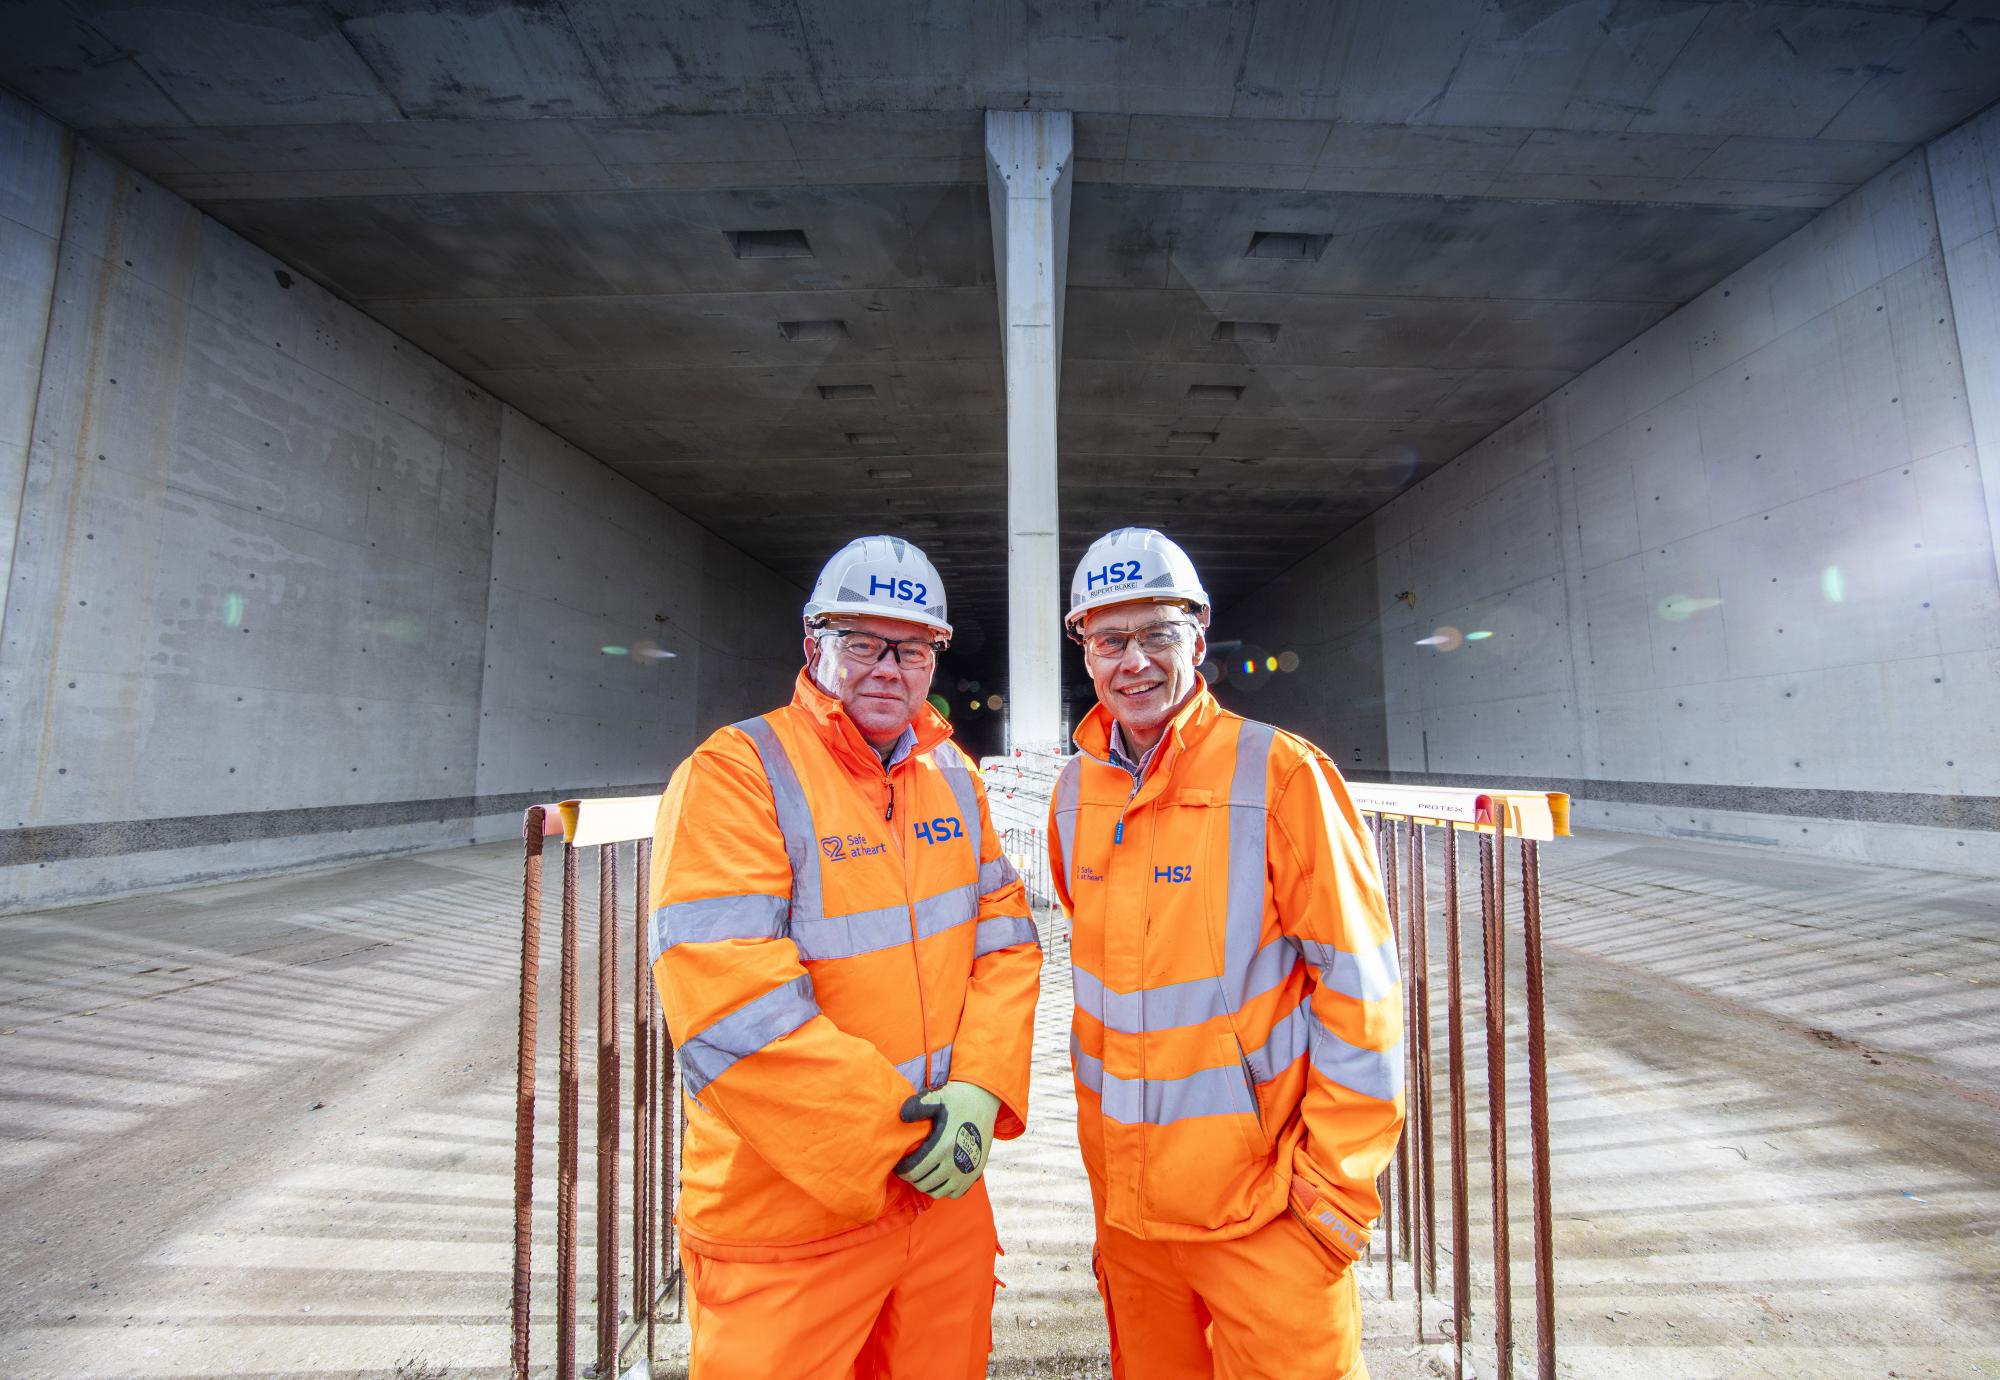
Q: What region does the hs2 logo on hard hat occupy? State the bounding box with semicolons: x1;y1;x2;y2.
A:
868;575;929;605
1084;560;1145;591
1154;864;1194;884
820;834;888;862
913;816;964;844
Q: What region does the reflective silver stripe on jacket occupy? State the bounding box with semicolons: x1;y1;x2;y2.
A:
1300;935;1400;1003
1071;1032;1258;1125
733;715;822;929
892;1041;955;1092
978;855;1020;895
1072;937;1293;1035
1067;716;1404;1121
1307;1007;1404;1102
1221;720;1277;1011
973;913;1039;957
792;883;981;961
649;894;789;964
680;975;820;1097
929;740;983;845
1052;755;1083;893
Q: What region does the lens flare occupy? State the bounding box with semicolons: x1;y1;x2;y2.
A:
927;693;952;719
1264;655;1278;671
601;645;629;656
986;694;1003;711
1821;565;1845;604
968;699;979;712
1277;650;1299;673
1416;626;1463;651
223;593;243;628
1242;659;1256;675
1658;594;1722;621
1464;630;1493;642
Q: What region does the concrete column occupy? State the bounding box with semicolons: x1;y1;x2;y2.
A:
985;109;1072;754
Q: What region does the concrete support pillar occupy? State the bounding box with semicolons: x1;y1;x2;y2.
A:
985;109;1073;755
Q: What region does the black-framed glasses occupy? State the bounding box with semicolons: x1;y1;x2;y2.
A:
1078;620;1193;660
819;629;943;670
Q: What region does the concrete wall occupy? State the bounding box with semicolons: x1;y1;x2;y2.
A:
1220;109;2000;876
0;92;798;910
1934;106;2000;602
468;414;799;841
1;96;72;646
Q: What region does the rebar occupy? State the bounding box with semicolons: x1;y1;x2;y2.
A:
511;808;546;1380
651;1017;664;1360
1482;824;1512;1380
1412;821;1436;1309
556;842;580;1380
1522;839;1555;1380
1445;827;1469;1380
632;840;651;1337
596;843;620;1380
1372;814;1394;1300
1382;819;1409;1265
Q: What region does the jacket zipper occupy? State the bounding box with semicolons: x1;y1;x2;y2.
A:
884;767;934;1088
1233;1034;1265;1133
1114;763;1142;845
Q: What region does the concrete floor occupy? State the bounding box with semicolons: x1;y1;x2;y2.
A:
1;829;1997;1379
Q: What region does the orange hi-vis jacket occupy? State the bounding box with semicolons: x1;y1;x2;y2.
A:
1048;686;1405;1268
649;672;1041;1261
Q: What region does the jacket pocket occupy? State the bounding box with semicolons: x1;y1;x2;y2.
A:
1232;1033;1271;1151
1136;1034;1275;1229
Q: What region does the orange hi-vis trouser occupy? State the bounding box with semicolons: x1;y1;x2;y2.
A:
1093;1204;1367;1380
681;1180;1000;1380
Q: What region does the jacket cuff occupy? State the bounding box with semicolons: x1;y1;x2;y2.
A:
1288;1177;1370;1270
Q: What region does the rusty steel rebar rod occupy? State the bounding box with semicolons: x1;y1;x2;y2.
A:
1522;839;1556;1380
1445;826;1469;1380
556;842;581;1380
1372;814;1394;1300
642;837;673;1349
656;1012;672;1344
1382;818;1410;1264
1412;821;1437;1304
1403;818;1424;1336
631;839;651;1340
511;808;546;1380
1483;822;1513;1380
596;843;620;1380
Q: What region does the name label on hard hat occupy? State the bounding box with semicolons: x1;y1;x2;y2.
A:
1084;560;1145;591
913;816;964;844
869;575;930;605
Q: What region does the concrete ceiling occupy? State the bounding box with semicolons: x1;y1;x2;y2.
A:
5;0;1999;691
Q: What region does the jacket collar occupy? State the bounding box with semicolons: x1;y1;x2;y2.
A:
1072;682;1222;797
788;669;953;774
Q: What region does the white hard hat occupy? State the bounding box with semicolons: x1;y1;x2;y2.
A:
804;535;952;638
1066;527;1210;631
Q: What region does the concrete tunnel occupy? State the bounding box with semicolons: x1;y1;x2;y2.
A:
3;3;2000;1377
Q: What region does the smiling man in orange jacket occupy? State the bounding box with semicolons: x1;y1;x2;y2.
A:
649;535;1042;1380
1048;527;1405;1380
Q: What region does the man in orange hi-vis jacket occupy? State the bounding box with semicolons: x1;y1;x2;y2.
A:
649;535;1042;1380
1048;527;1405;1380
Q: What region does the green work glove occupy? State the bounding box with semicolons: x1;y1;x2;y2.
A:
893;1081;1001;1200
